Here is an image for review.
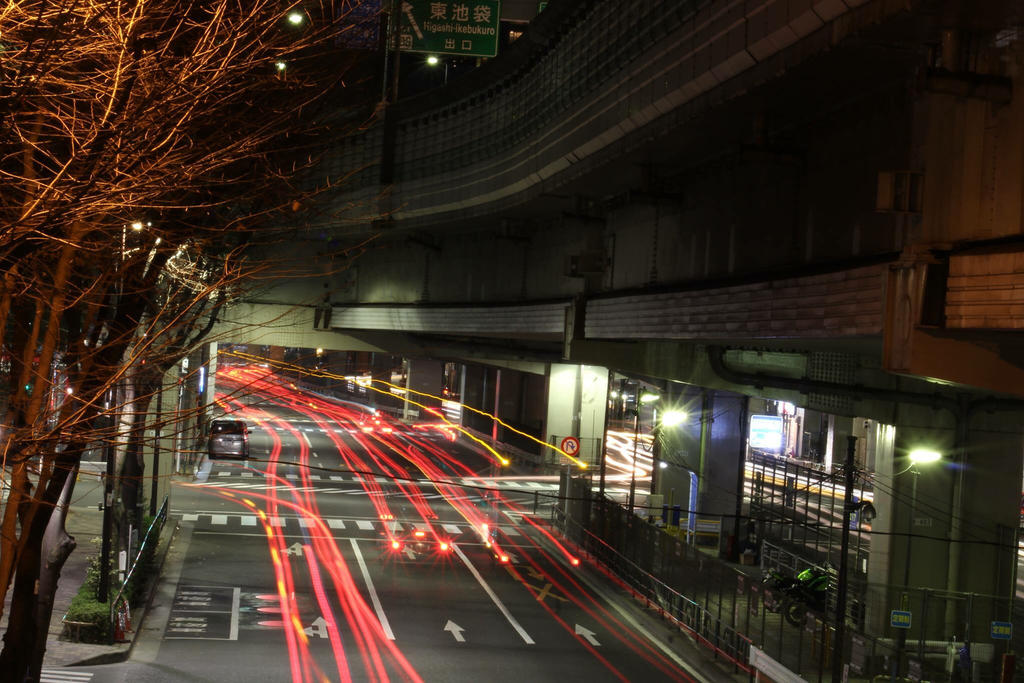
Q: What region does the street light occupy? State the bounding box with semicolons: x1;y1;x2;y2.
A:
661;409;687;427
893;447;942;680
651;409;686;501
426;55;448;85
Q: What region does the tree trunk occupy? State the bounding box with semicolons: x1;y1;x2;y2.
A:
27;460;80;681
0;454;75;682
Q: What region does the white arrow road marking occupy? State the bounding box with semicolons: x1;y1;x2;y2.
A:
453;545;534;644
403;546;417;560
568;560;713;682
350;539;395;640
285;542;304;556
575;624;600;646
304;616;330;639
444;620;466;642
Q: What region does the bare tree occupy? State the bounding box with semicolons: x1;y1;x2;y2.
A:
0;1;377;678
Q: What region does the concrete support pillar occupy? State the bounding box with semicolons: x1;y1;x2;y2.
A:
460;364;490;435
404;358;443;418
652;388;747;550
368;352;393;410
702;392;747;524
545;364;577;468
867;405;1023;645
544;364;608;469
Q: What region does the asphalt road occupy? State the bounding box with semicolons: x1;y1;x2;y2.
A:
69;369;744;683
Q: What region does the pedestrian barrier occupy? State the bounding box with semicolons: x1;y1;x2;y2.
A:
107;496;168;643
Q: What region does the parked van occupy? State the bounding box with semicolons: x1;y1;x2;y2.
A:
208;419;249;459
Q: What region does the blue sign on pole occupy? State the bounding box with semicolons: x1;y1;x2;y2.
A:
890;610;912;629
991;621;1013;640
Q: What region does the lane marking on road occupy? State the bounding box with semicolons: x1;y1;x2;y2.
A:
350;538;395;640
300;431;319;459
230;586;240;640
453;544;534;645
356;520;374;531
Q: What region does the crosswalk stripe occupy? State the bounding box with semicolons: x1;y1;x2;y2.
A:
184;512;525;539
217;471;230;477
40;671;94;682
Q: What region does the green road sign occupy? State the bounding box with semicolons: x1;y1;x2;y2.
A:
398;1;501;58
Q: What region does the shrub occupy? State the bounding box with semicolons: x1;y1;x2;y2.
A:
63;518;164;642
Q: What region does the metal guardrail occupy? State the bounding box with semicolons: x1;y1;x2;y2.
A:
108;495;169;643
551;494;1017;682
550;504;755;678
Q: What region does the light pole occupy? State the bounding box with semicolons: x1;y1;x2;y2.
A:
894;447;942;681
628;408;639;513
651;409;686;499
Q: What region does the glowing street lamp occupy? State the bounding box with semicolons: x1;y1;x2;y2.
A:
895;446;943;679
287;11;304;25
650;409;686;506
660;409;687;427
908;448;941;464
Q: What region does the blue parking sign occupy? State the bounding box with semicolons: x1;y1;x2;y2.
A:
890;610;912;629
991;621;1012;640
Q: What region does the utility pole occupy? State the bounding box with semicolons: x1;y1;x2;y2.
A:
149;387;161;517
98;398;115;603
832;435;857;682
628;408;639;513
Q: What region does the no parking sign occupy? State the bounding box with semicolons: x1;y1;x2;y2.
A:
560;436;580;457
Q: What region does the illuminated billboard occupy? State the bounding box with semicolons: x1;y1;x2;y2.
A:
749;414;784;451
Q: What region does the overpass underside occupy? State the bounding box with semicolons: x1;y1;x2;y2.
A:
223;0;1024;668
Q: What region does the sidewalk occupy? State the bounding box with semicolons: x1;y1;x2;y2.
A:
42;472;179;668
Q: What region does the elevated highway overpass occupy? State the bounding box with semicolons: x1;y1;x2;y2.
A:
201;1;1024;677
